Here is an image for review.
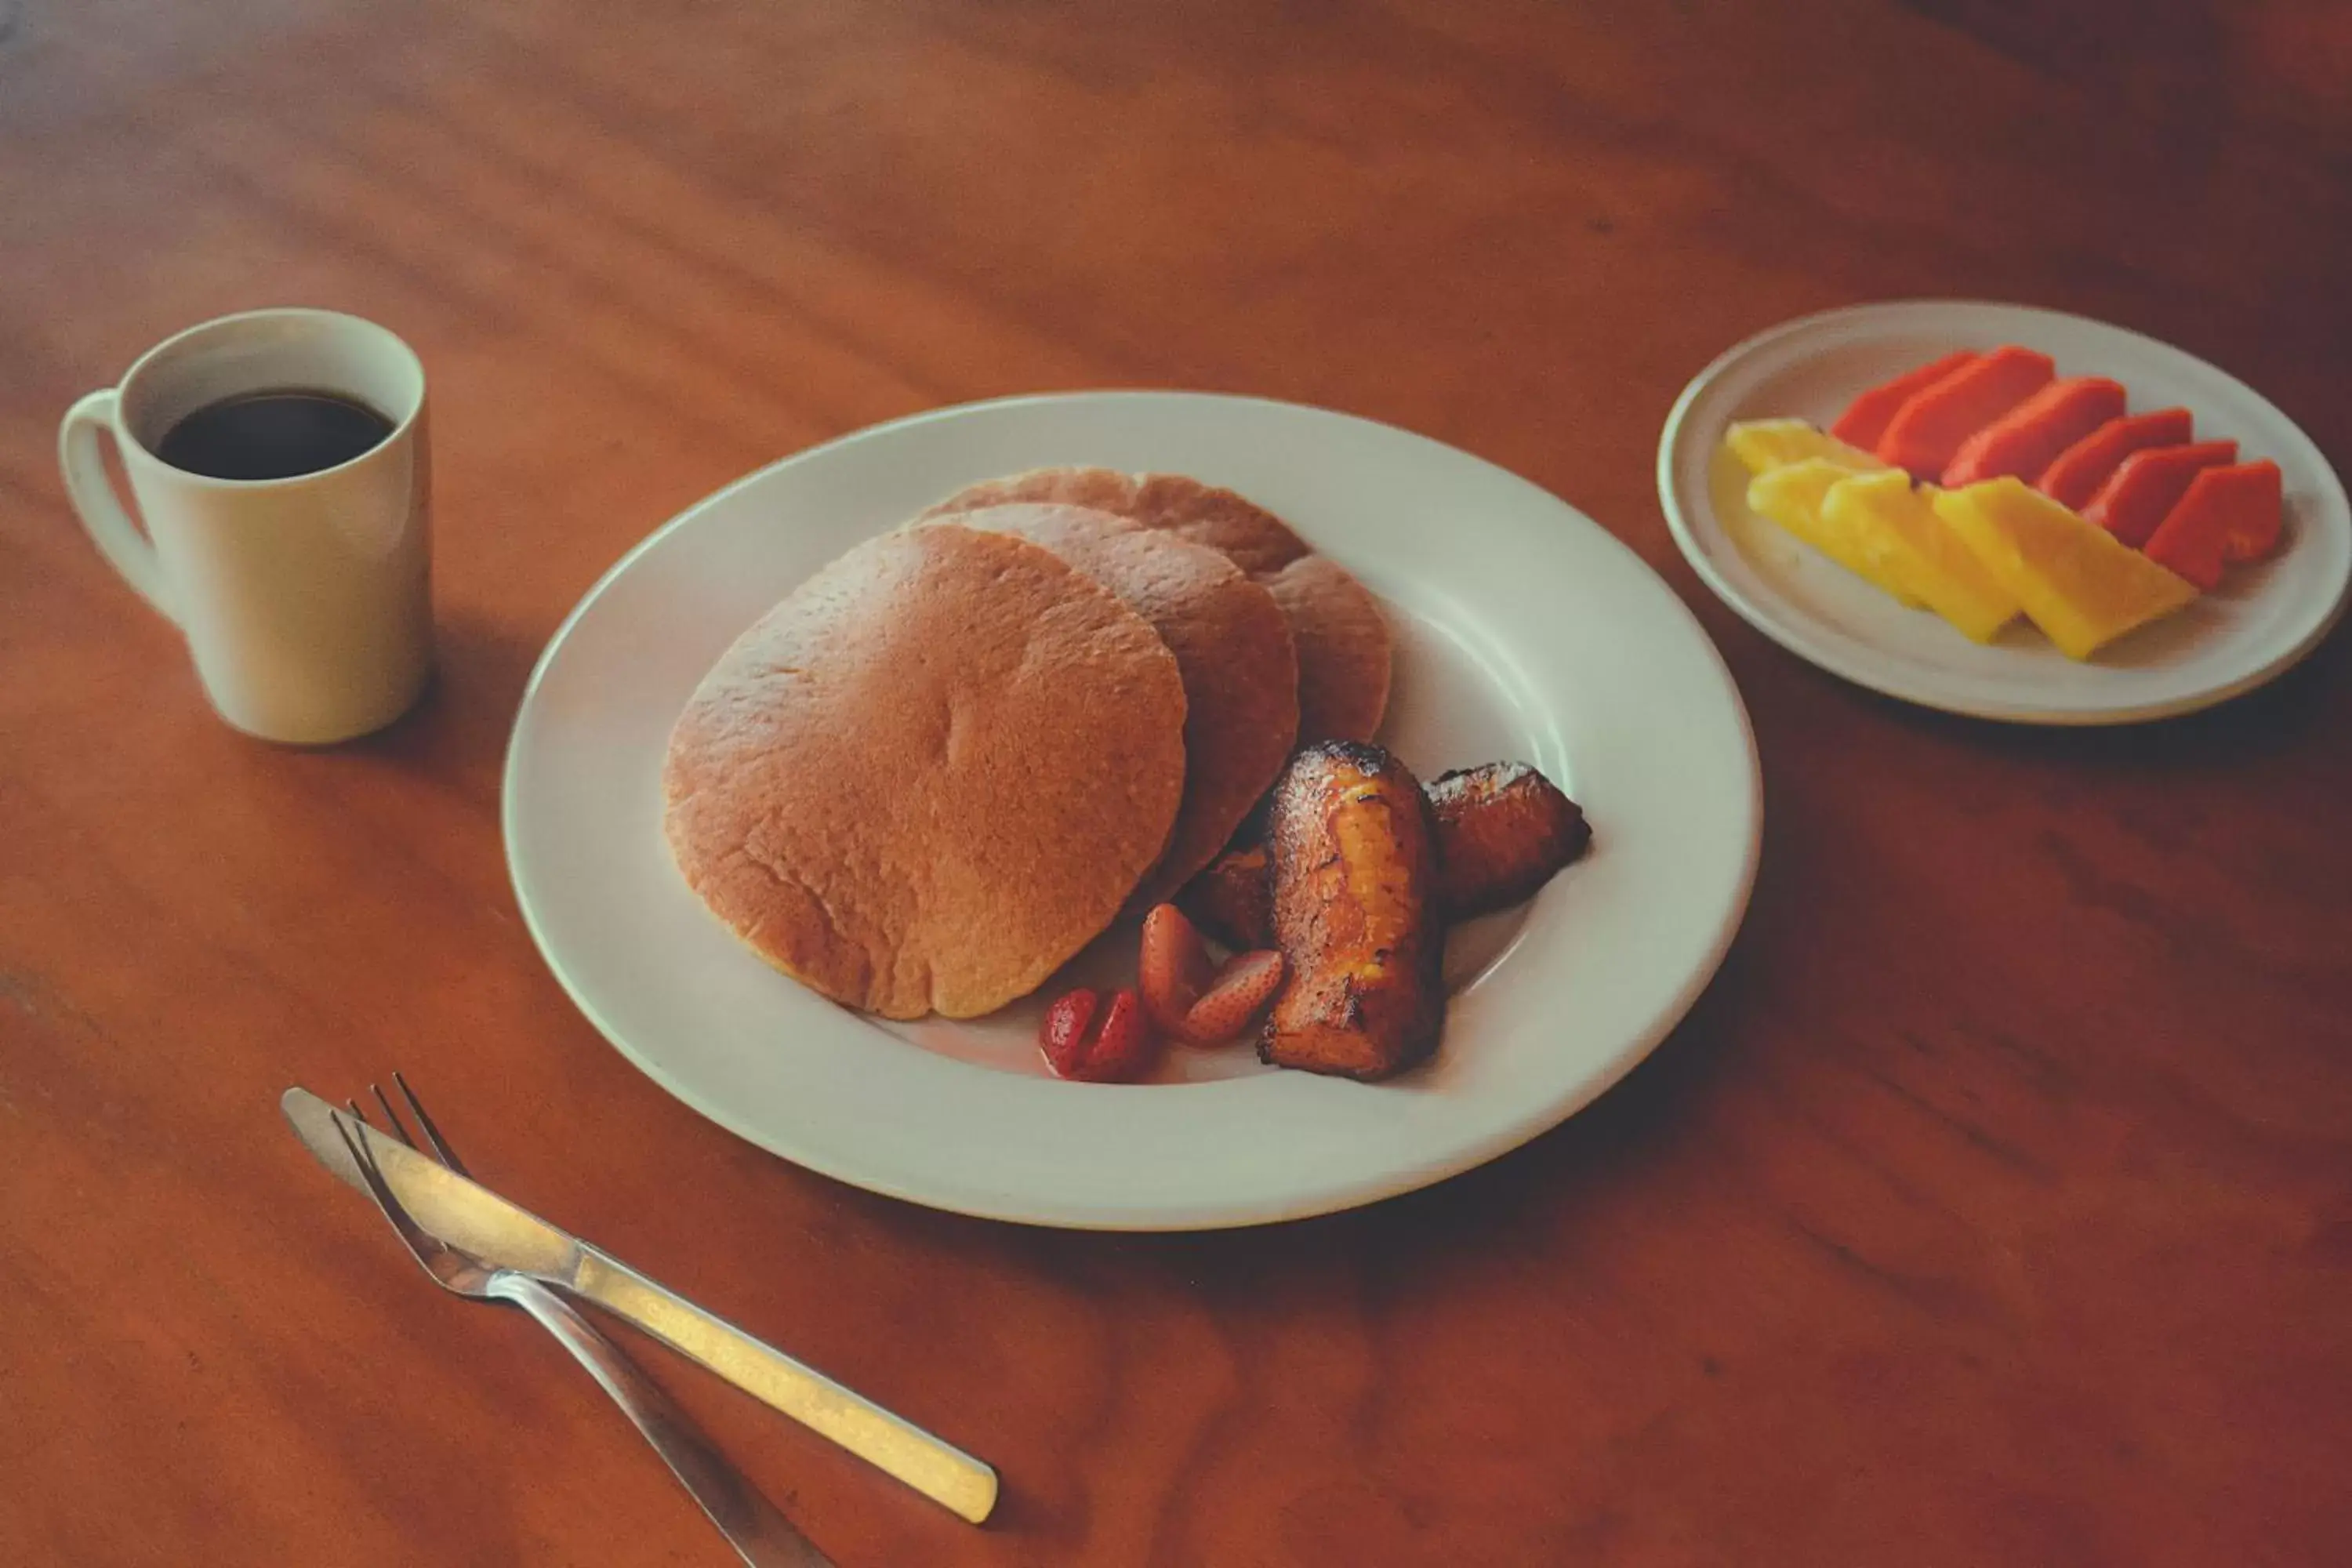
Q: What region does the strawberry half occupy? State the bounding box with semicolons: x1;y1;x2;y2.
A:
1175;949;1287;1044
1039;985;1157;1082
1039;988;1102;1079
1139;903;1214;1033
1084;989;1156;1081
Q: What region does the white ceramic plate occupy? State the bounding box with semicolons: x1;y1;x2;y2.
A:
1659;299;2351;724
506;392;1759;1229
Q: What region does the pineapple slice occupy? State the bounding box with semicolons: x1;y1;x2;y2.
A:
1726;418;1890;478
1932;477;2198;660
1747;459;1921;606
1821;470;2020;642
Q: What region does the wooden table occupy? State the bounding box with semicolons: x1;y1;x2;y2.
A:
6;2;2349;1562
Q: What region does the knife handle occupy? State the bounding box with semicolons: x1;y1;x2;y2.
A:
493;1274;837;1567
568;1247;998;1524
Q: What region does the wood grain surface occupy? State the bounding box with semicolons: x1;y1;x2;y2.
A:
5;2;2350;1563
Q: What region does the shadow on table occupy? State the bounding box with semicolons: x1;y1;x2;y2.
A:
1844;609;2347;770
329;607;550;789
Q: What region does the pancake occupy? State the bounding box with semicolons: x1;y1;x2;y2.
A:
918;466;1308;578
950;502;1299;910
920;467;1392;739
1263;554;1394;746
662;524;1187;1019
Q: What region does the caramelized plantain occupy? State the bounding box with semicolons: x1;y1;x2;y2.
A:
1260;741;1444;1080
1177;843;1274;951
1425;761;1589;918
1180;760;1587;943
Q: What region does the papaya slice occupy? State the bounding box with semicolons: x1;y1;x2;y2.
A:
2036;408;2194;509
1933;479;2198;660
1724;419;1888;478
2144;461;2284;589
1828;350;1979;449
2216;459;2286;563
1875;346;2057;481
2082;440;2238;547
1940;376;2126;488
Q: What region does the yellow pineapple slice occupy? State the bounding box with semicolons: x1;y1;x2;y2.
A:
1932;477;2198;660
1822;470;2020;642
1725;419;1889;478
1747;459;1921;606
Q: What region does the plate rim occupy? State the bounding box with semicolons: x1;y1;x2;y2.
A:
1656;298;2352;726
503;388;1763;1229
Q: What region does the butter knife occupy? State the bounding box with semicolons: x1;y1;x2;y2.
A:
282;1087;997;1523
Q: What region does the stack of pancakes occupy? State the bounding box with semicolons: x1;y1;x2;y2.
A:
663;469;1392;1019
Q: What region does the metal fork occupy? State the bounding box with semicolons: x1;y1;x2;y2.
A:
336;1077;835;1567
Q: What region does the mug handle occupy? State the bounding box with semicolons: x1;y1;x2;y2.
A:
58;389;178;623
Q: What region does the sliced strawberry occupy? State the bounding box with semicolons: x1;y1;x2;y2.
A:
1138;903;1213;1033
1177;949;1287;1045
1038;985;1157;1082
1084;989;1156;1081
1039;988;1102;1079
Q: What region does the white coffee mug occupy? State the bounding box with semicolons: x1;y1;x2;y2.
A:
58;308;433;744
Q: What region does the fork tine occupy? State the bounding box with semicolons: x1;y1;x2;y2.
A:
332;1111;438;1261
332;1109;376;1184
391;1071;472;1178
368;1082;418;1148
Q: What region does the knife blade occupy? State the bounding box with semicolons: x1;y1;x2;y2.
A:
282;1087;997;1524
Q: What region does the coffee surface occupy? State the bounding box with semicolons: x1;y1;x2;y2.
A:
154;390;393;481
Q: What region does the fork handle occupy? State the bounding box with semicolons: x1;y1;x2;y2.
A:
490;1274;835;1568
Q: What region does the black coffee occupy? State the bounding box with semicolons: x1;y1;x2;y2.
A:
154;389;394;481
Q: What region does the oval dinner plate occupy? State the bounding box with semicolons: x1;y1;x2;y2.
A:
1659;299;2351;724
505;392;1759;1229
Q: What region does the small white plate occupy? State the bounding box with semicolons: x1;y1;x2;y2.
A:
1658;299;2351;724
506;392;1759;1229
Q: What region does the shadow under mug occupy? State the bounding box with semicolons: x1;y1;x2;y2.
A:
57;307;434;745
